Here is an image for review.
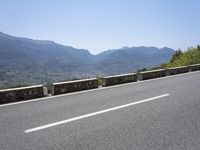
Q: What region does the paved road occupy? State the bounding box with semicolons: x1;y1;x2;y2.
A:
0;71;200;150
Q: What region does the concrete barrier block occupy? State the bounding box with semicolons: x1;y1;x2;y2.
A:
43;87;48;96
101;73;137;87
0;85;45;104
189;64;200;72
137;69;166;80
52;78;98;95
166;66;189;76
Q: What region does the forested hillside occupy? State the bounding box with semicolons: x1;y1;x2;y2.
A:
161;46;200;68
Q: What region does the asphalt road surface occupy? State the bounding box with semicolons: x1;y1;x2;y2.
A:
0;71;200;150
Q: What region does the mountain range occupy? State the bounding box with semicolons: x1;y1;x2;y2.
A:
0;32;175;88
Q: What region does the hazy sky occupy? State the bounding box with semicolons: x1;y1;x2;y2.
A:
0;0;199;54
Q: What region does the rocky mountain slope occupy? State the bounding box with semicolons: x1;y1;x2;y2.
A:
0;32;174;88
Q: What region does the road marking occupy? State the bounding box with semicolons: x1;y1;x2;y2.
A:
25;94;170;133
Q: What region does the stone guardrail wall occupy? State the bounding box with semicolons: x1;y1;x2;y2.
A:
166;66;189;76
137;69;166;80
101;73;137;87
0;85;45;104
52;78;98;95
189;64;200;71
101;64;200;85
0;64;200;103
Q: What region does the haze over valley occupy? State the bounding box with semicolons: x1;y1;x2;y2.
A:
0;32;174;88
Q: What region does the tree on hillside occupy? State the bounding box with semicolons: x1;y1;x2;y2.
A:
197;45;200;51
170;49;182;63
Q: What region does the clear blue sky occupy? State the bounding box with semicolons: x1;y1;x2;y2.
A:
0;0;199;54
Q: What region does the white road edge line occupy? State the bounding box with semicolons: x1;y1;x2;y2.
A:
25;94;170;133
0;71;199;108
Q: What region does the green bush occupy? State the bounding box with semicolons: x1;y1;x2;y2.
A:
162;46;200;68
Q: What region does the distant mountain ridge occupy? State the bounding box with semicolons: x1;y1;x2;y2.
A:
0;32;175;88
95;46;174;74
